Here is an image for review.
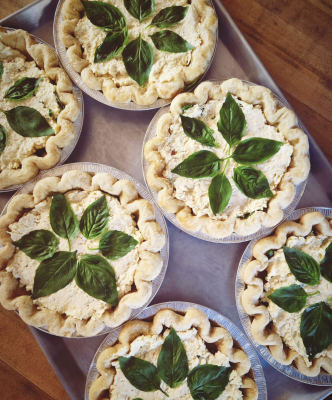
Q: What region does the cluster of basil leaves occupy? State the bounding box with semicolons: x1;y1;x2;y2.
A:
172;94;284;215
14;193;138;305
118;327;231;399
266;244;332;361
81;0;194;86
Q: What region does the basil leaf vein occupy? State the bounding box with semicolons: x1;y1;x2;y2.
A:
147;6;189;29
149;30;194;53
124;0;155;22
80;195;109;240
0;124;7;155
321;242;332;283
180;115;218;147
268;284;310;313
94;28;128;63
233;166;274;199
4;77;43;101
14;229;59;261
98;230;138;260
81;0;126;32
208;173;232;215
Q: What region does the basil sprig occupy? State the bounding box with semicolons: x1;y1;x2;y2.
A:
54;90;65;110
0;124;7;155
0;61;3;80
232;137;284;165
147;6;189;29
81;0;126;32
172;150;222;179
124;0;155;22
94;28;129;63
321;242;332;283
96;230;139;260
209;173;232;215
233;166;274;199
80;195;109;239
4;77;43;101
14;229;59;261
149;30;194;53
180;115;218;147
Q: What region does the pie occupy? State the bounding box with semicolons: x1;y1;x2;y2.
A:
89;307;259;399
144;79;310;239
0;27;80;190
242;211;332;376
0;170;166;337
59;0;218;105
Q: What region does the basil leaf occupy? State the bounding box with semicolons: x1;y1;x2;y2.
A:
321;242;332;283
157;328;189;388
0;124;7;155
171;150;222;179
99;230;138;260
188;364;231;400
80;195;109;240
233;166;274;199
14;229;59;261
0;106;55;137
183;77;201;93
149;30;194;53
94;28;128;63
268;284;309;313
147;6;189;28
182;104;194;111
32;251;77;299
300;302;332;361
180;115;218;147
54;90;65;110
124;0;154;22
48;109;54;117
4;77;43;101
217;93;246;147
76;254;118;305
133;398;143;400
122;34;154;86
81;0;126;32
209;173;232;215
0;61;3;80
283;246;320;286
266;249;275;259
231;138;284;165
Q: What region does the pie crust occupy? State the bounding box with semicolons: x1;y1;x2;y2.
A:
0;170;166;337
144;79;310;239
90;308;259;400
242;211;332;376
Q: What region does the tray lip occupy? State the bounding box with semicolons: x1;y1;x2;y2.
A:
235;206;332;386
84;300;267;400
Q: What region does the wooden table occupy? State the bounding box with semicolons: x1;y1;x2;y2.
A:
0;1;332;399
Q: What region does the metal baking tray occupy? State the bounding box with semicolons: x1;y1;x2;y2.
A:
1;1;332;399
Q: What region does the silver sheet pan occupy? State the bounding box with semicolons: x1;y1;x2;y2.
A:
1;1;332;399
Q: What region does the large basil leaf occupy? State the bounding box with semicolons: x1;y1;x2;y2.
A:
231;137;284;165
4;77;42;101
0;106;55;137
209;173;232;215
94;28;128;63
283;246;320;286
149;30;194;53
14;229;59;261
122;34;154;86
147;6;189;28
300;302;332;361
0;124;7;156
0;61;3;80
80;195;109;240
124;0;154;22
187;364;231;400
81;0;126;32
180;115;218;147
171;150;222;179
217;93;246;147
233;166;274;199
76;254;118;304
268;284;312;313
54;90;65;110
157;328;188;388
32;251;77;299
98;230;138;260
321;242;332;283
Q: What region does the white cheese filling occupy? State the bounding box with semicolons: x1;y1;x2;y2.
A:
7;190;143;320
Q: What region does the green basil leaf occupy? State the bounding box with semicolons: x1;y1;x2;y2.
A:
321;242;332;283
183;77;201;93
75;254;118;305
266;249;275;259
171;150;222;179
268;284;309;313
182;104;194;111
300;302;332;361
81;0;126;32
94;28;128;63
283;246;320;286
180;115;218;147
231;137;284;165
157;328;189;388
0;124;7;155
0;61;3;80
54;90;65;110
4;77;43;101
208;173;232;215
149;30;194;53
147;6;189;28
217;93;246;147
99;230;138;260
122;34;154;86
188;364;231;400
233;166;274;199
80;195;109;240
14;229;59;261
0;106;55;137
48;109;54;117
32;251;77;299
124;0;154;22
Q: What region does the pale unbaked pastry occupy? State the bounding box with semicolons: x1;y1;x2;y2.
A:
0;171;166;337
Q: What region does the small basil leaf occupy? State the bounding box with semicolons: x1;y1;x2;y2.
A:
268;284;309;313
266;249;275;259
14;229;59;261
122;34;154;86
99;230;138;260
217;93;246;147
300;302;332;361
32;251;77;299
133;398;143;400
48;109;54;117
0;61;3;80
171;150;222;179
188;364;231;400
233;166;274;199
80;195;109;240
94;28;128;63
0;124;7;155
4;77;43;101
182;104;194;111
321;242;332;283
208;173;232;215
157;328;189;388
124;0;154;22
149;30;194;53
183;77;201;93
232;137;284;165
0;106;55;137
180;115;218;147
147;6;189;28
75;254;118;305
54;90;65;110
81;0;126;32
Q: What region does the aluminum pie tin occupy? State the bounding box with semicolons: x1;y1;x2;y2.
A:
85;301;267;400
142;79;309;243
1;28;84;193
236;207;332;385
1;162;169;338
53;0;218;111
